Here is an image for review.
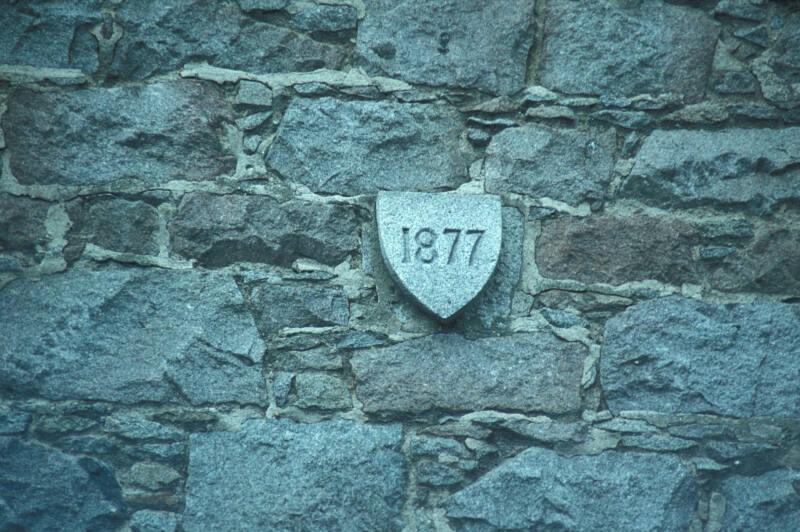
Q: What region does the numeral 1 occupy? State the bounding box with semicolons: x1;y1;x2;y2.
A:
402;227;410;263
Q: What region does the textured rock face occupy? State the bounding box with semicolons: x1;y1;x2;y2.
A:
266;97;467;195
0;438;125;531
721;470;800;530
0;193;50;255
356;0;536;94
0;268;266;405
3;81;234;186
536;214;800;294
602;296;800;417
246;282;350;335
0;0;101;72
624;128;800;211
170;192;361;267
540;0;719;101
183;420;406;531
447;448;696;531
484;125;616;205
351;333;585;414
112;0;345;80
66;196;161;258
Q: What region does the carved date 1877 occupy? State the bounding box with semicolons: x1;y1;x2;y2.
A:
376;191;502;322
401;227;485;265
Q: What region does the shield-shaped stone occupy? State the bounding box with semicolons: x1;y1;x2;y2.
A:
376;191;502;322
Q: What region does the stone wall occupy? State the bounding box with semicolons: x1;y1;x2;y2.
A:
1;1;799;530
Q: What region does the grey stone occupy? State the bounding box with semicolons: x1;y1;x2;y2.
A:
621;433;696;452
0;0;101;73
65;196;160;259
376;192;502;321
753;13;800;108
484;125;616;205
245;282;349;335
235;81;273;108
714;71;758;95
0;438;125;531
351;333;585;414
235;111;272;131
540;0;719;102
0;268;266;405
624;128;800;211
290;2;358;32
417;460;463;487
170;192;360;267
123;463;181;491
238;0;288;11
0;194;50;257
601;296;800;417
356;0;535;95
721;470;800;530
714;0;767;22
272;372;294;407
266;97;467;195
104;413;185;442
461;206;524;329
112;0;344;80
537;213;800;294
183;419;406;531
0;407;30;435
3;81;234;186
591;110;652;129
130;510;180;532
292;373;352;410
447;448;696;531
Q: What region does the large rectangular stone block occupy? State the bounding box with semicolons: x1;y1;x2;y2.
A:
0;268;266;405
356;0;536;95
0;0;101;73
447;447;696;531
536;213;800;294
169;192;360;267
183;419;406;531
540;0;719;101
2;81;234;187
484;125;615;206
601;296;800;417
111;0;345;80
624;128;800;211
350;333;585;415
266;97;467;195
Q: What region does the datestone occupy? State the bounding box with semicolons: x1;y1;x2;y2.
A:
376;192;502;321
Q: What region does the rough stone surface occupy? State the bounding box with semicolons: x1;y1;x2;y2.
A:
292;373;352;410
484;125;616;205
290;2;358;32
447;448;696;531
0;437;125;531
170;193;361;267
540;0;719;101
111;0;344;80
351;333;585;414
602;296;800;417
245;282;349;335
183;419;406;531
721;470;800;530
0;193;50;255
376;192;502;321
0;0;101;73
536;213;800;294
66;196;161;259
356;0;536;94
266;97;467;195
130;510;180;532
3;81;234;186
0;268;266;405
624;128;800;210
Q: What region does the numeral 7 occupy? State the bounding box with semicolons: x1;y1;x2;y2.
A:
466;229;484;265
